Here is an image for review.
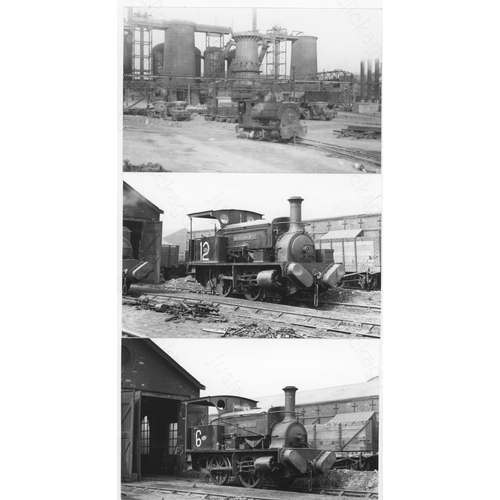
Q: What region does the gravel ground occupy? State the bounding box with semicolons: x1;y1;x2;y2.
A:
138;277;381;308
121;471;378;500
122;114;381;174
122;278;380;339
295;469;379;492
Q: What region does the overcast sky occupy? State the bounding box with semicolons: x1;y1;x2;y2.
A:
123;4;382;75
123;172;382;236
152;338;380;398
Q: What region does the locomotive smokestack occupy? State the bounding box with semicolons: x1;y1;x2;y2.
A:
283;385;298;422
288;197;304;233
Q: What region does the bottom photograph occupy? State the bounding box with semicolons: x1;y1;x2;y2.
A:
121;337;380;500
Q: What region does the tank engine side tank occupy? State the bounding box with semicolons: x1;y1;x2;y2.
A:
184;386;336;489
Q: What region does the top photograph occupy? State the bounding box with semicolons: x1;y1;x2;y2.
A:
121;7;382;173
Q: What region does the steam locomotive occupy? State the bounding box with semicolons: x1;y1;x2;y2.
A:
183;386;336;489
237;97;307;141
187;197;345;305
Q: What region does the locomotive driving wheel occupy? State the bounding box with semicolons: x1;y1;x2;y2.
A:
208;455;231;485
243;287;264;301
216;272;233;297
238;456;264;488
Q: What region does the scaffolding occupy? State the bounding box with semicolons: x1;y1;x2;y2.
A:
265;27;288;79
205;32;225;78
132;25;152;79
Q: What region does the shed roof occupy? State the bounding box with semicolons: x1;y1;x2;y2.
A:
320;229;363;240
123;181;164;215
123;335;205;390
255;378;379;409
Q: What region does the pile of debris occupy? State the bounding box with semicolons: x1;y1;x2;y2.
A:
123;296;226;323
123;159;168;172
203;321;315;339
164;300;226;323
163;276;208;294
335;125;381;140
312;469;379;492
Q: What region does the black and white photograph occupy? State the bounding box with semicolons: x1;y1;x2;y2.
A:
121;6;382;173
122;173;381;339
120;3;382;500
121;338;380;499
8;3;500;500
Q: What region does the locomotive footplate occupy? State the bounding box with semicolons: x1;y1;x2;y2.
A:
188;447;335;475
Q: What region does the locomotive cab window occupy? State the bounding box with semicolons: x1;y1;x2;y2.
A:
216;399;226;410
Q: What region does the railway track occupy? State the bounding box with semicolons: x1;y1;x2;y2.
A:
148;287;381;310
122;483;378;499
122;483;277;500
138;285;381;312
132;291;381;338
295;138;381;168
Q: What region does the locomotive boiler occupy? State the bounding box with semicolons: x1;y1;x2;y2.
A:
237;97;307;141
183;386;336;489
187;197;345;305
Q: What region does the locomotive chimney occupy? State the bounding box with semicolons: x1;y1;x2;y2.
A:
283;385;298;422
288;197;304;233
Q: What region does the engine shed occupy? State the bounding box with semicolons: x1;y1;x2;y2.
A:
121;336;205;481
123;181;164;284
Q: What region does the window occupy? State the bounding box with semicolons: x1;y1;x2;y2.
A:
168;422;178;455
141;416;150;455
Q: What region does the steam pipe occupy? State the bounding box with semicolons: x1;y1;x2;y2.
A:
258;39;269;64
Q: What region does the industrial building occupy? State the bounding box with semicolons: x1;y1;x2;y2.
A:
121;337;205;481
123;8;381;112
123;181;163;284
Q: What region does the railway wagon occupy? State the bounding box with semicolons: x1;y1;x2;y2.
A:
183;386;336;489
160;244;185;280
318;232;381;290
305;412;378;470
187;197;345;305
122;226;155;293
237;97;307;141
205;104;238;123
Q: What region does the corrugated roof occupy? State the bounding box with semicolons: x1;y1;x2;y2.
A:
329;411;375;424
320;229;363;240
255;378;379;409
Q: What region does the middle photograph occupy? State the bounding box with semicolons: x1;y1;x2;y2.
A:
122;173;381;340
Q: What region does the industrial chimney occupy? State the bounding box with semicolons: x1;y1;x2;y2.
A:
282;385;298;422
288;197;304;233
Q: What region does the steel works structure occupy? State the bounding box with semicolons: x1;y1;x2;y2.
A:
123;10;379;111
